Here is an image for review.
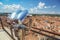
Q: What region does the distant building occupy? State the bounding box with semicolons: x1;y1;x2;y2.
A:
0;13;11;16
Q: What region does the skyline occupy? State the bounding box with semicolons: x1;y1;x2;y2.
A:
0;0;60;14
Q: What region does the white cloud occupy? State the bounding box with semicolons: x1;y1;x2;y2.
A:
37;2;51;9
0;2;3;5
3;4;24;13
29;2;56;13
44;6;47;8
37;2;45;9
44;6;51;8
29;7;40;13
0;2;25;13
52;5;56;8
29;2;46;13
48;11;60;14
0;2;57;14
4;4;21;10
37;2;56;9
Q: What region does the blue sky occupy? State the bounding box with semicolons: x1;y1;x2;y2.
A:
0;0;60;14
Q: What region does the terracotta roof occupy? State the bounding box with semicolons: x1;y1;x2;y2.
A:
23;16;60;34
